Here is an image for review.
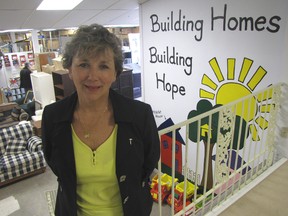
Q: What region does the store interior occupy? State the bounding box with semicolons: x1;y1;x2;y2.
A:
1;1;288;216
0;1;147;215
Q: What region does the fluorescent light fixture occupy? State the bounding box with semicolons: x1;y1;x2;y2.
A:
0;29;32;33
37;0;83;10
41;29;57;31
63;27;78;30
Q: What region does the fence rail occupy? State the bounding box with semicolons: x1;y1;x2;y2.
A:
153;82;287;216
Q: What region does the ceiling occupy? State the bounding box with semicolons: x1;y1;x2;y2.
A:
0;0;149;32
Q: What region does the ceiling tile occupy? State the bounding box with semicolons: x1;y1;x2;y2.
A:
0;0;42;10
0;10;33;30
0;0;140;31
22;11;71;30
83;9;128;26
107;9;139;26
52;10;102;29
110;0;139;10
75;0;118;9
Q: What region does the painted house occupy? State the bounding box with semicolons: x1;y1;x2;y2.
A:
158;118;185;177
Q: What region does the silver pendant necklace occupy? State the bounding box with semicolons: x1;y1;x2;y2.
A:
84;132;90;139
76;106;108;139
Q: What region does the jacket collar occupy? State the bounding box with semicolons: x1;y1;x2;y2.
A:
55;89;134;124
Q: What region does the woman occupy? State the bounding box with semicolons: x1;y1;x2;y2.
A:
42;24;160;216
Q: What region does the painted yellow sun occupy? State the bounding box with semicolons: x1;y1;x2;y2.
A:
199;57;272;141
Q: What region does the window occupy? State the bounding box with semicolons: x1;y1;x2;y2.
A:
162;140;169;149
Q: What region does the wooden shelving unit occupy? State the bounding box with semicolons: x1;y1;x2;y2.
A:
52;70;75;101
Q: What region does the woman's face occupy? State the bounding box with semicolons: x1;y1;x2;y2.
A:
68;48;117;103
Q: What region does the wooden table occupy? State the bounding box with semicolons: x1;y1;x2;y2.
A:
31;120;42;137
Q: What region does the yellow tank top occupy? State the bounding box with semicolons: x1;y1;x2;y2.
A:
72;124;123;216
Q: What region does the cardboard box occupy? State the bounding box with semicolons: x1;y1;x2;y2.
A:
31;120;42;137
42;64;55;74
52;57;64;71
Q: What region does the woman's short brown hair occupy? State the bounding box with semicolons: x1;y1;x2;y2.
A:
62;24;123;77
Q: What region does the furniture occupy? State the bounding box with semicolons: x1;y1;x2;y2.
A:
52;70;75;101
0;103;19;128
14;90;35;119
122;63;142;99
0;103;17;114
31;119;42;137
0;102;29;129
133;73;142;98
30;72;55;110
2;87;26;102
0;121;46;187
111;68;134;99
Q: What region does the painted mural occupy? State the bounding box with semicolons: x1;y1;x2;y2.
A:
141;0;288;188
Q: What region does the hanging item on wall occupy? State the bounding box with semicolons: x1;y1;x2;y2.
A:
4;55;11;67
11;54;19;66
19;55;26;66
27;53;34;59
29;59;35;67
9;78;19;89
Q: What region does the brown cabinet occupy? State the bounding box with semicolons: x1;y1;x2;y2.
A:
111;68;133;99
52;70;75;101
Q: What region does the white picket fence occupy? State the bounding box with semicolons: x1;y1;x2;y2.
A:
153;82;288;216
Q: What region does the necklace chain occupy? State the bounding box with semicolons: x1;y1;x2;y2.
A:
76;106;108;139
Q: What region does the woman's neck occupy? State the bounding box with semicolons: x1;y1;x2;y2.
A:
77;97;110;114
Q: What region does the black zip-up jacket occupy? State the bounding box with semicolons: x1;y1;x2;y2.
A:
42;89;160;216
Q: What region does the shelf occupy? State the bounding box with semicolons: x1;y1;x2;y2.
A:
56;95;64;100
52;70;75;101
54;84;64;90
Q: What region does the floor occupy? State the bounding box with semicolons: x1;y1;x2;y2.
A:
218;159;288;216
0;166;171;216
1;160;288;216
0;167;57;216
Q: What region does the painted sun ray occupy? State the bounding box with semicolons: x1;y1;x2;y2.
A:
249;124;260;141
257;87;273;102
201;57;269;143
227;58;236;80
238;58;253;83
200;89;215;100
209;57;224;82
202;74;218;90
259;104;272;113
247;66;267;91
255;116;269;130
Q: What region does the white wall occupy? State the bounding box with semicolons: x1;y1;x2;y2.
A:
140;0;288;181
140;0;288;126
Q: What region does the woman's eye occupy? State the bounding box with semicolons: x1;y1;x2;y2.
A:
100;64;109;69
79;63;89;68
